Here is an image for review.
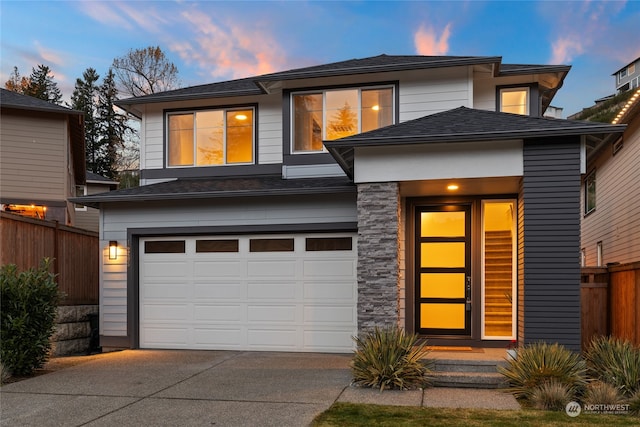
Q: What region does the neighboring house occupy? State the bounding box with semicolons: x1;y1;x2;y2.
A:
613;57;640;93
580;87;640;266
0;88;85;225
74;172;119;232
75;54;625;353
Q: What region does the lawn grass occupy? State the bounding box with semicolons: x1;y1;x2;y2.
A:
312;402;638;426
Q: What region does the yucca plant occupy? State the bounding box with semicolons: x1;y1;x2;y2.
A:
583;381;624;406
498;342;587;401
530;380;574;411
350;326;433;391
585;336;640;397
627;388;640;415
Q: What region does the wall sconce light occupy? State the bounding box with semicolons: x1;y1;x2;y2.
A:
109;241;118;260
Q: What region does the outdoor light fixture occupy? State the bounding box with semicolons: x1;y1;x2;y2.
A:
447;184;459;191
235;114;248;120
109;241;118;260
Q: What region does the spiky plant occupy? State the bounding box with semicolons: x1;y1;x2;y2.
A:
350;326;433;391
498;342;587;401
583;381;624;406
627;388;640;415
530;380;574;411
585;336;640;397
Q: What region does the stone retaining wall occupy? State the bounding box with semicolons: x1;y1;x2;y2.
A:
51;305;99;356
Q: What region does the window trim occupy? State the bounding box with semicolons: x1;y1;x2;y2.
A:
74;185;87;211
284;81;399;159
496;83;539;116
584;169;596;215
164;104;257;169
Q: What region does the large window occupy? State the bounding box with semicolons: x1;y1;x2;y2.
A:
167;108;254;167
292;87;393;153
500;87;529;115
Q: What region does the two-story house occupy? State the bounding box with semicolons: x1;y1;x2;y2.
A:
75;54;625;353
613;57;640;93
0;88;85;225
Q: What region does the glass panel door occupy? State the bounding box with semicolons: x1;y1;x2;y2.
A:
416;205;471;335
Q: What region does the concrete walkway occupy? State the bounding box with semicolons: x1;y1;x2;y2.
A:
0;350;519;427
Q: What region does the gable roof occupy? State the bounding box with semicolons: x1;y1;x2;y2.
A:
72;175;355;209
115;54;569;110
0;88;82;115
325;107;626;178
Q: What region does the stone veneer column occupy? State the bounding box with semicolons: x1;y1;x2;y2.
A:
356;182;400;335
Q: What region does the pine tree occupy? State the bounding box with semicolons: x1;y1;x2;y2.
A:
97;69;129;180
71;68;101;174
23;65;63;104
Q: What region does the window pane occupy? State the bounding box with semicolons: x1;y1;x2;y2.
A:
250;238;294;252
501;89;528;115
362;88;393;132
196;239;239;253
420;273;465;298
421;242;465;268
420;303;465;329
293;94;323;152
326;89;358;140
306;237;352;251
226;110;253;163
421;211;466;237
585;172;596;213
195;110;224;165
145;241;186;254
168;114;194;166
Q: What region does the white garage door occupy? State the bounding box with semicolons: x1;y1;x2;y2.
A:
139;233;357;352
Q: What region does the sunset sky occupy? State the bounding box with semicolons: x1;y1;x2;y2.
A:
1;0;638;116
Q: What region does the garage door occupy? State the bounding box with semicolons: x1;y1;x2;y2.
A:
139;233;357;352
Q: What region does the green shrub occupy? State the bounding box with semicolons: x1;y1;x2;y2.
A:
350;326;433;391
0;259;61;376
530;380;574;411
498;342;587;401
627;389;640;415
0;360;10;383
583;381;624;406
585;336;640;397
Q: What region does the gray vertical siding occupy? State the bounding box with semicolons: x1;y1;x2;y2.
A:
522;137;582;351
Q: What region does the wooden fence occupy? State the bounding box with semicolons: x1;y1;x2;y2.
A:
581;262;640;350
0;212;99;305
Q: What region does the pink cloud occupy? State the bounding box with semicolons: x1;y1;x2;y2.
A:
414;23;452;56
172;11;288;79
550;37;584;64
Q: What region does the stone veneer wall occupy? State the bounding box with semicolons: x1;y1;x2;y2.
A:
356;182;400;334
51;305;99;356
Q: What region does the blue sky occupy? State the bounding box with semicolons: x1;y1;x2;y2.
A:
1;0;638;116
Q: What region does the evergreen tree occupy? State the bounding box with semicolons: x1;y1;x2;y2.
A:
71;68;101;174
23;65;63;104
97;69;129;180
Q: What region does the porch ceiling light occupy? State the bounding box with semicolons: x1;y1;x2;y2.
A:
235;114;248;120
447;184;459;191
109;241;118;260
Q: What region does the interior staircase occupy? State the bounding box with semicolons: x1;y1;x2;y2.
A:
484;230;513;337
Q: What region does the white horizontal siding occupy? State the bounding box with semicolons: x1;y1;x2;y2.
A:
100;243;128;336
581;119;640;265
398;67;470;121
0;114;68;201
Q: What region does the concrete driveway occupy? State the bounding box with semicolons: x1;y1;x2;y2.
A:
0;350;353;427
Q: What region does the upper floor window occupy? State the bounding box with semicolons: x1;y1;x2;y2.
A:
500;88;529;115
167;108;254;167
74;185;87;211
292;87;393;153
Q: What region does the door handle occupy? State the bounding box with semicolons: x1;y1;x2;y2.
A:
466;276;472;311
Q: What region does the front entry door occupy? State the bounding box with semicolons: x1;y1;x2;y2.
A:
415;204;471;336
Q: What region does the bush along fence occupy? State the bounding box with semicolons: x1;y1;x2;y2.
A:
581;262;640;350
1;212;100;356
